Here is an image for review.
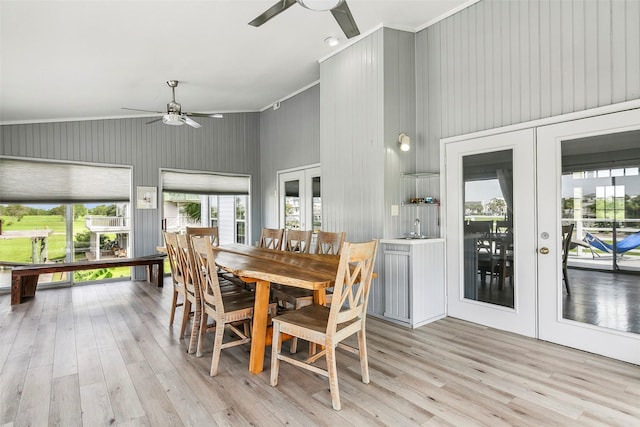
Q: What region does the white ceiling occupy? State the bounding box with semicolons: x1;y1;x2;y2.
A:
0;0;472;124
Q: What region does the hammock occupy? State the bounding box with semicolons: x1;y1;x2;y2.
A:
584;231;640;254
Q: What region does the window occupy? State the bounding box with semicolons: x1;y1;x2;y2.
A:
0;157;132;288
160;169;251;244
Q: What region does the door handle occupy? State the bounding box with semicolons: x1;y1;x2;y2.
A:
539;247;549;254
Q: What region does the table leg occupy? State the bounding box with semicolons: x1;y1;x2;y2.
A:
313;289;326;305
249;279;270;374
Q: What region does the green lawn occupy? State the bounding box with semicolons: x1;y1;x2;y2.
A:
0;214;132;281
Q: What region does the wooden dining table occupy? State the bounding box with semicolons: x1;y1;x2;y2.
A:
211;244;340;374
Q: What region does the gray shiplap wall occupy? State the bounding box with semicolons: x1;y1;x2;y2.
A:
0;114;261;278
259;85;320;229
320;28;416;316
416;0;640;173
320;29;385;242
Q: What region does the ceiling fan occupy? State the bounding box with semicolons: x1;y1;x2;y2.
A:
122;80;222;128
249;0;360;39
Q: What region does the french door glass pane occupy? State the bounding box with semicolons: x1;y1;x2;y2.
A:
284;179;301;229
312;176;321;232
561;131;640;334
462;150;514;308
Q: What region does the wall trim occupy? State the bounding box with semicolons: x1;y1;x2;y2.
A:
259;80;320;112
441;99;640;145
416;0;481;32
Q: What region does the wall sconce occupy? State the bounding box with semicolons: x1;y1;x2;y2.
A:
398;133;411;151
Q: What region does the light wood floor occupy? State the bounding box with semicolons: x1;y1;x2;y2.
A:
1;279;639;427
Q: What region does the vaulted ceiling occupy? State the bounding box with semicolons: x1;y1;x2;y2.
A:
0;0;472;124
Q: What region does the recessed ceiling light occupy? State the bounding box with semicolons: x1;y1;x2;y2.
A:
324;36;339;47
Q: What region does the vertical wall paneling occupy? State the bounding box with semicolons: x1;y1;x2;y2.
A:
320;28;416;317
320;29;385;315
627;0;640;99
416;0;640;168
1;114;261;279
259;85;320;229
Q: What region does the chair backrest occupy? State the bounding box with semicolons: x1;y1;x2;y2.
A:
326;240;378;335
190;236;225;317
163;231;185;286
314;231;346;255
185;227;220;299
186;226;219;247
259;228;284;250
465;221;492;236
283;229;313;253
176;234;197;294
495;220;512;234
562;224;574;264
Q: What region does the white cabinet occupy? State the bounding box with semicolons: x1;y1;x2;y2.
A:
380;238;446;328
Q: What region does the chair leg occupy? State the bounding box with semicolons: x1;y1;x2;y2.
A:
187;301;201;354
180;299;191;338
169;290;178;326
290;337;298;354
210;323;225;377
563;266;571;295
270;322;282;387
196;312;208;357
358;329;370;384
325;343;341;411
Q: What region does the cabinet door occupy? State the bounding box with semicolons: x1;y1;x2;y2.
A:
383;248;410;323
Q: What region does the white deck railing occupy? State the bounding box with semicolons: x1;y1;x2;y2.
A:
85;216;130;231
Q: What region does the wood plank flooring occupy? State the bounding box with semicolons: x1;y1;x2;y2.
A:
1;278;639;426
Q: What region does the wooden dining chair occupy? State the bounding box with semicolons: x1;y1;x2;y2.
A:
259;227;285;250
190;236;259;376
164;231;187;328
270;229;314;352
314;231;346;255
175;234;200;344
270;240;379;410
182;227;221;353
282;229;313;253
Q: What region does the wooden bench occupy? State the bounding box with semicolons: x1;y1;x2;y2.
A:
10;254;166;305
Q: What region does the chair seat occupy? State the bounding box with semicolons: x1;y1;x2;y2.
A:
273;304;357;337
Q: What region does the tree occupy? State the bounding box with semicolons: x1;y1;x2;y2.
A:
2;204;30;221
73;204;88;219
486;198;507;216
90;204;116;216
183;202;201;222
49;205;66;217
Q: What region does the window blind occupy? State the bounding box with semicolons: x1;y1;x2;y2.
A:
0;158;131;203
161;170;250;195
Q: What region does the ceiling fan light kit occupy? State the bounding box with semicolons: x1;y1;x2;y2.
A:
122;80;222;128
162;113;184;126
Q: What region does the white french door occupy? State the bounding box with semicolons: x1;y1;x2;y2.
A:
444;129;538;337
537;108;640;364
278;165;321;232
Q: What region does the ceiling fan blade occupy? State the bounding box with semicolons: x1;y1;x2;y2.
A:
249;0;297;27
122;107;165;114
186;112;223;119
145;117;163;125
331;1;360;39
183;116;202;128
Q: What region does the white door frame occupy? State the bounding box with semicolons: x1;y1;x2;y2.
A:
441;100;640;363
537;108;640;365
444;129;538;337
277;164;320;231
